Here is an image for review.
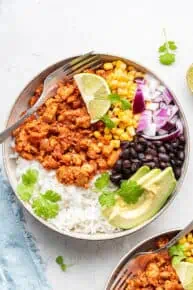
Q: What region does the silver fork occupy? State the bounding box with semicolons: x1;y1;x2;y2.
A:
109;219;193;290
0;51;102;143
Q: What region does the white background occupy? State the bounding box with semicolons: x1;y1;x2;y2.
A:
1;0;193;289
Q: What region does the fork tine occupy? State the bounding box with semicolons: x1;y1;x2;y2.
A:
67;59;103;78
64;55;100;75
110;264;131;290
62;51;94;71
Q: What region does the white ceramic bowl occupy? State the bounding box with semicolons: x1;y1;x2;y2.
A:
3;54;190;241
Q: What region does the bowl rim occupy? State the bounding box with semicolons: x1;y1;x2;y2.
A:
105;227;181;289
2;52;190;241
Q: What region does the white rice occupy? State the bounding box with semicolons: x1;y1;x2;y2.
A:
15;157;120;234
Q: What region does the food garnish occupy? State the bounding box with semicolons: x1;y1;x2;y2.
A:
100;114;115;129
99;191;116;208
17;169;39;201
159;29;177;65
56;256;69;272
94;172;110;191
117;180;144;204
108;93;131;110
22;169;38;186
32;193;60;220
169;244;186;266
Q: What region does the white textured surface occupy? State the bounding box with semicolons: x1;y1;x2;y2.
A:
1;0;193;289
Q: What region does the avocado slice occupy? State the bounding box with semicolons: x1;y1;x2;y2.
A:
130;166;150;182
102;167;176;229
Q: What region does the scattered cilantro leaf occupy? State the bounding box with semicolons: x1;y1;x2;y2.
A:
121;99;131;110
22;169;38;186
99;191;116;208
108;94;131;111
169;244;186;266
95;173;110;191
159;53;175;65
158;29;177;65
56;256;68;272
100;114;115;129
32;196;59;220
43;190;61;202
116;180;144;204
17;183;33;201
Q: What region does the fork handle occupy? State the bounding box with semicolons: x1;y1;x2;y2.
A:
165;219;193;250
0;107;35;144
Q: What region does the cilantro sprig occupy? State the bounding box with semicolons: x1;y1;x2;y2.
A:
108;94;131;110
56;256;71;272
169;244;186;266
95;173;144;208
17;169;39;201
100;114;115;129
158;29;177;65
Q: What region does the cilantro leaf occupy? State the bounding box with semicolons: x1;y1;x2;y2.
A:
121;99;131;110
108;93;120;104
158;30;177;65
43;190;61;202
95;173;110;191
168;41;177;50
99;191;116;207
100;114;115;129
159;44;167;53
56;256;68;272
169;244;186;266
32;196;59;220
17;183;33;201
22;169;38;186
172;255;185;266
116;180;144;204
159;53;175;65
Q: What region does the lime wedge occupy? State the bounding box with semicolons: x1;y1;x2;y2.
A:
74;73;111;122
187;64;193;92
175;262;193;289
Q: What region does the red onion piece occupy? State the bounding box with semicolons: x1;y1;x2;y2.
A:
133;88;145;114
137;110;152;132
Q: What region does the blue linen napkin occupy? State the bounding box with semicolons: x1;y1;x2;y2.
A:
0;168;52;290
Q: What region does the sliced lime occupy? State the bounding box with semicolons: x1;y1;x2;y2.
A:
175;262;193;289
187;64;193;92
74;73;111;122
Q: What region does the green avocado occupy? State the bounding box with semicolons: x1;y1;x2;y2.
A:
102;167;176;229
130;166;150;181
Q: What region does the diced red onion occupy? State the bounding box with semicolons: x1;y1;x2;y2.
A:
143;123;156;137
137;110;152;132
133;88;145;114
162;88;173;105
134;77;145;84
153;108;169;129
167;105;178;120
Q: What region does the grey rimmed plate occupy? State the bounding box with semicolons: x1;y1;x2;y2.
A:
2;54;190;241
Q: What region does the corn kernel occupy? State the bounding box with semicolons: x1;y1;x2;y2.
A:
110;140;120;148
119;122;127;129
104;62;113;70
134;114;141;121
109;79;119;89
111;128;117;134
115;128;124;136
129;70;136;76
135;72;144;77
120;132;129;141
94;131;101;138
126;126;136;136
128;74;134;81
108;111;113;118
116;60;127;70
104;134;112;141
118;111;125;119
104;128;110;134
188;233;193;242
121;115;131;124
117;88;128;96
118;81;127;88
128;66;136;71
179;237;187;244
113;135;120;140
186;257;193;263
111;117;119;125
186;251;192;257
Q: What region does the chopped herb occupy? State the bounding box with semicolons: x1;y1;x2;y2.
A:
99;191;116;208
95;173;110;191
17;183;33;201
32;195;59;220
56;256;68;272
22;169;39;186
116;180;144;204
108;93;131;110
43;190;61;202
158;29;177;65
169;244;186;266
100;114;115;129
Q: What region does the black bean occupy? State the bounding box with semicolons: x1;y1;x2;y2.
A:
129;142;135;147
135;143;145;153
114;160;122;172
178;145;185;150
172;140;179;149
138;137;147;144
158;153;169;162
120;141;130;149
164;143;172;151
131;162;140;172
110;173;122;185
138;153;145;160
174;167;181;179
170;159;176;166
121;149;130;159
160;162;167;169
169;153;175;158
122;160;131;168
146;148;157;156
177;151;185;161
145;154;153;161
179;135;185;144
147;141;156;149
123;168;131;177
158;146;166;153
130;148;137;158
143;162;156;169
153;141;163;146
175;159;183;166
